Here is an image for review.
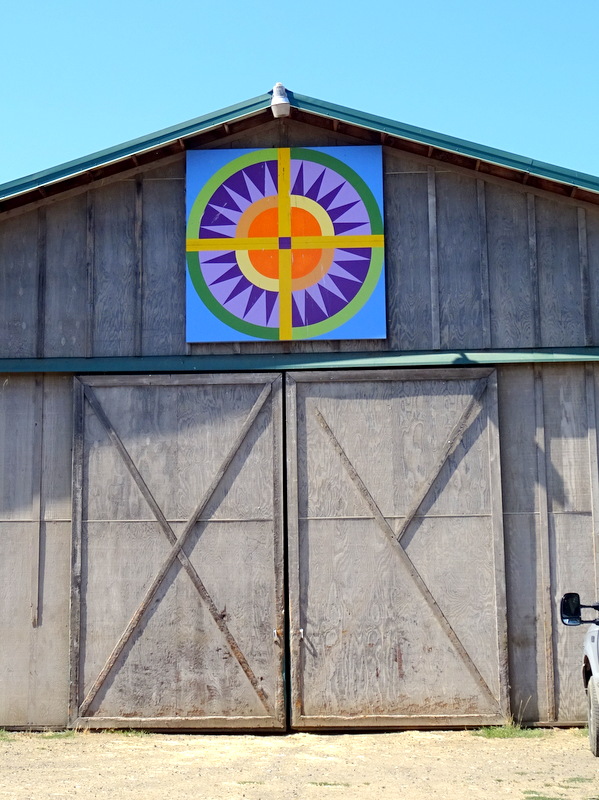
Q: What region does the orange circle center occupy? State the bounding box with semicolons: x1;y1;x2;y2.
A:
247;206;322;279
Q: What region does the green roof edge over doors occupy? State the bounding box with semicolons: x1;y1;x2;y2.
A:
2;348;599;374
2;87;599;203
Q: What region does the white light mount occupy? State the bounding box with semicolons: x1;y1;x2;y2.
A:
270;82;291;118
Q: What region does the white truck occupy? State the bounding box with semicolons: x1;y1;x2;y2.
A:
560;593;599;756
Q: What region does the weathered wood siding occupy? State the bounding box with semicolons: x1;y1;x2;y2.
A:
1;365;598;726
498;364;599;723
1;120;598;359
1;118;599;729
0;374;72;726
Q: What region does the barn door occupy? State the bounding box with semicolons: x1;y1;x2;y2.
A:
70;374;285;730
287;369;509;728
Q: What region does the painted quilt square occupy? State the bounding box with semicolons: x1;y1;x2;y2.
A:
186;146;386;342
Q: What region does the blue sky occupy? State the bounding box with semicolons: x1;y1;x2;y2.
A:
2;0;598;187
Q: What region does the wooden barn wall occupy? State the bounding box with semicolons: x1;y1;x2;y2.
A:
1;364;599;726
1;120;599;358
0;374;72;726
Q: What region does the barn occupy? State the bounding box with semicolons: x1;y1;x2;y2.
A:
1;86;598;731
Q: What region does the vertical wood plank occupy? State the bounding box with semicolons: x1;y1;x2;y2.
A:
44;195;88;357
134;177;143;357
477;180;491;349
41;374;74;522
30;376;44;627
0;375;36;521
0;211;39;357
528;195;542;347
587;364;599;595
427;167;440;349
585;206;599;345
578;208;592;346
486;185;534;348
86;192;95;358
69;378;84;724
437;171;482;349
536;198;583;346
92;182;137;356
285;374;303;725
384;165;432;351
486;371;509;716
535;365;555;720
497;366;542;721
270;374;286;724
36;209;46;358
142;178;186;355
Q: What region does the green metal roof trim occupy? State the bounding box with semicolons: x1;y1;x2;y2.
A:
0;93;272;201
289;92;599;192
2;88;599;202
2;348;599;374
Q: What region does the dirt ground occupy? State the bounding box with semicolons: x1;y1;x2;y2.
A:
0;728;598;800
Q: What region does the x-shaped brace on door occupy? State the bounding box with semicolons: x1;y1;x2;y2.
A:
77;380;276;718
313;376;499;708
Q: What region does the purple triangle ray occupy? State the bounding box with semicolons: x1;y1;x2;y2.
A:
318;182;344;210
333;221;370;235
205;185;241;214
327;200;360;222
202;251;238;265
291;163;305;196
336;247;371;259
305;169;326;201
329;275;363;302
266;160;278;191
304;291;328;325
334;259;370;281
224;170;251;202
265;291;278;325
319;284;347;316
243;285;264;318
210;265;243;286
246;162;266;196
225;276;252;304
292;296;304;327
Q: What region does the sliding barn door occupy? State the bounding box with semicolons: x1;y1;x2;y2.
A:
70;374;285;730
287;369;508;728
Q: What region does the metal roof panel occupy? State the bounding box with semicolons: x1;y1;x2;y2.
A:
2;89;599;204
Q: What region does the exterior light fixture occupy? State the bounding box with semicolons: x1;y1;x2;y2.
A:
270;83;291;118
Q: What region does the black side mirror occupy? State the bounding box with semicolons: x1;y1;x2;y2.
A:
560;593;582;626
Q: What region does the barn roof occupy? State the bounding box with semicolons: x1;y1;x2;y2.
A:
2;88;599;212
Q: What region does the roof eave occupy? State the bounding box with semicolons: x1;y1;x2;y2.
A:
286;92;599;197
2;90;599;212
0;93;272;205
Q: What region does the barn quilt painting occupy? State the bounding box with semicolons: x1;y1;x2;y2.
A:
186;147;386;342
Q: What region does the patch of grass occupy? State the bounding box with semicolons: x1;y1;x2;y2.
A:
117;729;149;737
563;777;593;783
0;729;13;742
308;782;350;787
473;720;546;739
573;726;589;737
40;730;76;739
521;794;563;800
